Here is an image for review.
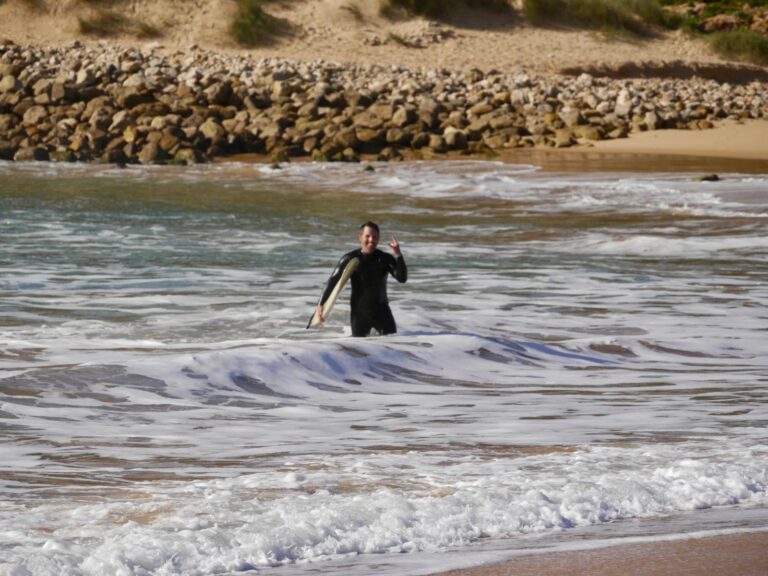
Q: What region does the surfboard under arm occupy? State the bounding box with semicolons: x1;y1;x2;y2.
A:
307;257;359;328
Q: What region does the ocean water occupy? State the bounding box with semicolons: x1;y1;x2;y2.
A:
0;158;766;575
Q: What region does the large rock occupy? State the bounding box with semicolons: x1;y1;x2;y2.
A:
204;81;233;105
553;128;575;148
443;127;468;150
50;82;74;103
0;75;21;93
334;127;359;150
22;105;49;126
200;118;227;142
391;106;417;128
138;142;168;164
367;101;395;121
355;127;386;145
353;110;385;130
558;108;584;127
115;86;154;109
14;146;49;161
615;89;634;117
428;134;447;153
32;79;52;97
386;127;411;146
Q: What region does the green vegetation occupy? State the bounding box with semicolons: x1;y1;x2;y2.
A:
341;3;365;21
387;31;418;47
521;0;768;63
78;8;160;38
231;0;282;46
381;0;509;19
20;0;46;9
659;0;768;30
523;0;676;37
78;10;129;36
709;29;768;65
661;0;768;19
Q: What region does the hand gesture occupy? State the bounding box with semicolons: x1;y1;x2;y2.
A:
388;235;402;257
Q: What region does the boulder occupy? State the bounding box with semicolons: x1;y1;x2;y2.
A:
428;134;447;153
334;127;359;150
377;146;403;162
367;102;395;122
13;146;49;161
115;86;154;109
204;81;233;105
553;128;575;148
558;108;584;127
614;89;634;117
199;118;226;141
469;101;494;117
138;141;168;164
355;127;386;146
22;105;49;126
386;127;411;146
32;79;53;97
0;75;21;93
443;127;468;150
50;82;74;103
174;147;204;164
574;125;604;141
159;133;181;153
353;110;385;130
109;110;134;132
391;106;417;128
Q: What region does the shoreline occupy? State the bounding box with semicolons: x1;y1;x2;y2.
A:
585;119;768;162
430;530;768;576
223;118;768;174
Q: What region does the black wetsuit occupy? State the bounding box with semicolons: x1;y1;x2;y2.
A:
319;248;407;337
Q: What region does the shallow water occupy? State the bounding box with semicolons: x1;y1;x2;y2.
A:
1;159;766;575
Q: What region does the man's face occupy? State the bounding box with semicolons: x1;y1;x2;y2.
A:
359;226;379;254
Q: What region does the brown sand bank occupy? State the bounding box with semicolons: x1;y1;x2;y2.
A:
432;531;768;576
0;0;748;76
587;119;768;162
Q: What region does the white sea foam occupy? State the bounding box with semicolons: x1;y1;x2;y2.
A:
1;440;765;575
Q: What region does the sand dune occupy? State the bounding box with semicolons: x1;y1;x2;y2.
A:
0;0;753;76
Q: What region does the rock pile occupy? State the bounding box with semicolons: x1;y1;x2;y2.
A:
0;41;766;164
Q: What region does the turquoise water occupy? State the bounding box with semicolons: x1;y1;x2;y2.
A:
1;160;767;575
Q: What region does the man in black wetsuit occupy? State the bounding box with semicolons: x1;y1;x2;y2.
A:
315;221;407;337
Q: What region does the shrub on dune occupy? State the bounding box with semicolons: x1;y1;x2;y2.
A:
231;0;282;46
524;0;672;36
709;29;768;65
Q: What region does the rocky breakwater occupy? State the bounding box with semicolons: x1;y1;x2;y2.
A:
1;41;766;164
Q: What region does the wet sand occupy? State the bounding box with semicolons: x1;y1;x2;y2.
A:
226;119;768;175
586;119;768;162
502;118;768;173
431;531;768;576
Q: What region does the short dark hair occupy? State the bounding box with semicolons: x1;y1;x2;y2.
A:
359;221;380;234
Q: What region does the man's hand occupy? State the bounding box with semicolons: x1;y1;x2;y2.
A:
315;303;325;323
389;236;402;257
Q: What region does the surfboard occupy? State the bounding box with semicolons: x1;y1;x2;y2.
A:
307;257;359;328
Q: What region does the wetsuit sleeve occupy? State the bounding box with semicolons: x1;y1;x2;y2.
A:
318;252;355;305
390;254;407;283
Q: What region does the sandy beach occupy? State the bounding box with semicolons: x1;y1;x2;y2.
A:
432;531;768;576
588;119;768;161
